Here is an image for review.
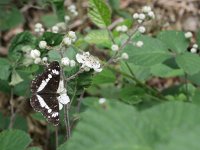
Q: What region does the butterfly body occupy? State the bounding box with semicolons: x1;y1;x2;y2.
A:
30;61;70;126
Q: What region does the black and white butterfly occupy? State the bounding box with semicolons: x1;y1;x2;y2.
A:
30;61;70;126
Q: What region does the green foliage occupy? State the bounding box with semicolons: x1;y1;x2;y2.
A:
92;69;116;84
175;52;200;75
0;130;31;150
42;32;63;46
88;0;111;28
124;35;171;66
58;101;200;150
85;30;111;47
157;30;189;53
0;58;11;80
0;6;24;31
51;0;65;21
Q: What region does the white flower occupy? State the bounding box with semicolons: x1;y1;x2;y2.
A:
138;26;146;33
61;57;70;66
111;44;119;51
35;23;42;29
139;13;146;20
34;57;41;64
184;32;193;39
121;25;128;32
30;49;41;59
121;52;129;59
193;44;198;49
76;52;102;72
52;25;59;33
63;37;72;45
70;60;76;67
39;41;47;49
116;26;122;32
64;15;70;22
42;57;48;63
142;6;151;13
68;5;76;11
133;13;139;19
56;22;66;31
148;11;155;19
99;98;106;104
136;41;144;47
190;48;197;53
68;31;76;41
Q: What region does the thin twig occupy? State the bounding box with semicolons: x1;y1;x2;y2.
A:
77;90;85;113
55;126;58;149
66;69;84;81
9;87;16;129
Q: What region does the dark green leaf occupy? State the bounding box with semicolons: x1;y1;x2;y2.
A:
92;69;116;84
42;32;63;46
0;58;11;80
51;0;65;21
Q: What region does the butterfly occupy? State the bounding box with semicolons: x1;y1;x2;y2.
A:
30;61;70;126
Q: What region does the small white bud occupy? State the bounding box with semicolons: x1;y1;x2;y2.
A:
190;48;197;53
30;49;41;59
70;60;76;67
35;23;42;29
68;31;76;39
34;28;40;33
121;52;129;59
83;66;90;72
64;15;70;22
184;32;193;39
39;41;47;49
63;37;72;45
121;25;128;32
139;13;146;20
42;57;48;63
68;5;76;11
99;98;106;104
34;57;41;64
138;26;146;33
137;19;143;24
116;26;122;32
136;41;144;47
111;44;119;51
72;11;78;16
193;44;198;49
61;57;70;66
133;13;139;19
52;26;59;33
142;6;151;13
148;11;155;19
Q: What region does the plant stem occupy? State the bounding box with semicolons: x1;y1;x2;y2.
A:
77;90;85;113
9;87;16;129
184;73;189;101
55;126;58;149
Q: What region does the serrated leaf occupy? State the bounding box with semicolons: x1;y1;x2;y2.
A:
175;52;200;75
157;30;189;53
0;130;31;150
124;35;171;66
85;30;111;47
151;63;184;77
88;0;111;28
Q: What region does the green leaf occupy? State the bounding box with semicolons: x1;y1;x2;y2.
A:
42;32;63;46
0;6;24;31
88;0;111;28
196;29;200;47
85;30;111;47
0;58;11;80
108;0;120;10
9;70;23;86
175;52;200;75
157;30;189;53
51;0;65;21
0;129;31;150
92;69;116;84
124;35;171;66
151;63;184;77
58;101;200;150
27;147;42;150
41;14;58;28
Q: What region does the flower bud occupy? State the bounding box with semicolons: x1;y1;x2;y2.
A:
30;49;41;59
39;41;47;49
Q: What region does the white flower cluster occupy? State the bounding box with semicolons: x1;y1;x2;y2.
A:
111;44;119;51
184;32;193;39
61;57;76;67
39;41;47;49
190;44;198;53
34;23;45;35
133;6;155;24
76;52;102;72
63;31;77;45
136;41;144;47
116;25;128;32
68;5;78;16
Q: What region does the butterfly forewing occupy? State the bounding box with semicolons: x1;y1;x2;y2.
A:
30;61;60;126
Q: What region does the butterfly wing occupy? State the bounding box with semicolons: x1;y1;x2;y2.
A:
31;61;60;94
31;94;59;125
